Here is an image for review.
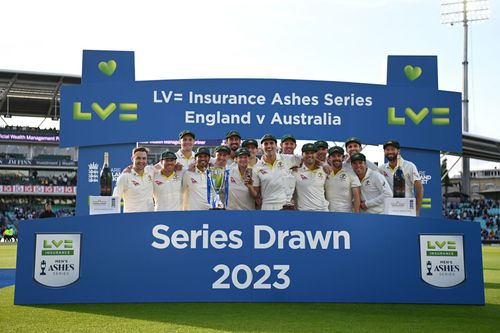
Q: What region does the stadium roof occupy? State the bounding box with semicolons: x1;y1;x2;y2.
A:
0;70;80;119
460;133;500;163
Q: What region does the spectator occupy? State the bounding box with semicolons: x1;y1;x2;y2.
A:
39;201;56;218
445;198;500;242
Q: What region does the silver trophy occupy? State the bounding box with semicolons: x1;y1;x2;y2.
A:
282;168;296;210
207;167;229;210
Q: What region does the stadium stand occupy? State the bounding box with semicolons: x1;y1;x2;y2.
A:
444;199;500;242
0;120;77;241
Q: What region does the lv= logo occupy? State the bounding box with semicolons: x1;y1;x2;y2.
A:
73;102;138;121
388;107;450;125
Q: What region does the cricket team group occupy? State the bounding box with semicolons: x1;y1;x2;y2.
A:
112;130;424;215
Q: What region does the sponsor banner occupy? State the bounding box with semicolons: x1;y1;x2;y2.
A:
138;139;222;146
420;235;465;288
60;52;461;152
14;211;484;305
0;159;77;167
0;185;76;195
34;234;81;287
0;133;59;143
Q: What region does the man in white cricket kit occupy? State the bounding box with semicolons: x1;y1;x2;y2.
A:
113;147;155;213
241;139;259;167
343;137;379;172
153;151;183;211
175;130;196;170
280;134;297;155
351;153;392;214
253;134;300;210
379;140;424;216
227;148;258;210
325;146;361;213
182;147;211;210
294;143;329;211
225;130;242;166
314;140;329;167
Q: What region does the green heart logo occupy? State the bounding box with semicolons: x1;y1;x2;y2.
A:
98;60;117;76
403;65;422;81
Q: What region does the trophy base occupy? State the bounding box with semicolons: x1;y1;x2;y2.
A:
209;208;226;210
281;205;296;211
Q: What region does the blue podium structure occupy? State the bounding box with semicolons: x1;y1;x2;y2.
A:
14;50;484;305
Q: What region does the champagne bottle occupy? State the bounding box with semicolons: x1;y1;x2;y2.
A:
393;154;405;198
100;152;112;196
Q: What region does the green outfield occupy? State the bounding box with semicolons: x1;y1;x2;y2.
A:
1;243;499;332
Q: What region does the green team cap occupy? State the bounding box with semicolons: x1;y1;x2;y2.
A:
350;153;366;162
235;147;250;157
195;147;211;157
226;130;241;139
179;130;195;140
242;139;258;148
261;134;277;144
314;140;329;149
302;143;318;153
345;137;362;146
214;145;231;154
383;140;401;149
328;146;344;156
160;151;177;160
281;134;296;143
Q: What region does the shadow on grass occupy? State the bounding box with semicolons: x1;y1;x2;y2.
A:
485;282;500;290
21;301;500;332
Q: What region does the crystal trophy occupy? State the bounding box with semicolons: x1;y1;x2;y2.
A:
207;166;229;210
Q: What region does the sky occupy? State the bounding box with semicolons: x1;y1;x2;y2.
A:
1;0;498;175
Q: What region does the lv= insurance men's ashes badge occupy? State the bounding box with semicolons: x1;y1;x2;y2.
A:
419;235;465;288
34;234;81;287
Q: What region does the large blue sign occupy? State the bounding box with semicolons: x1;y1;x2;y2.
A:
14;211;484;305
60;52;461;152
14;50;479;305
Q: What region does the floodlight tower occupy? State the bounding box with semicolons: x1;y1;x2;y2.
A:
441;0;490;197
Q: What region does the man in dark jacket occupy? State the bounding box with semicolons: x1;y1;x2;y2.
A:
39;201;56;218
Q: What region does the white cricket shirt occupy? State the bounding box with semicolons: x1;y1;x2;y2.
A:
153;170;184;211
325;168;361;212
113;165;155;213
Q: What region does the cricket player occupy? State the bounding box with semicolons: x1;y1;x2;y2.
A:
242;139;259;167
379;140;424;216
225;130;242;166
314;140;329;166
175;130;196;170
280;134;297;155
253;134;300;210
294;143;329;211
350;153;392;214
325;146;361;212
182;147;212;210
113;147;155;213
343;137;379;172
153;151;184;211
227;148;258;210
